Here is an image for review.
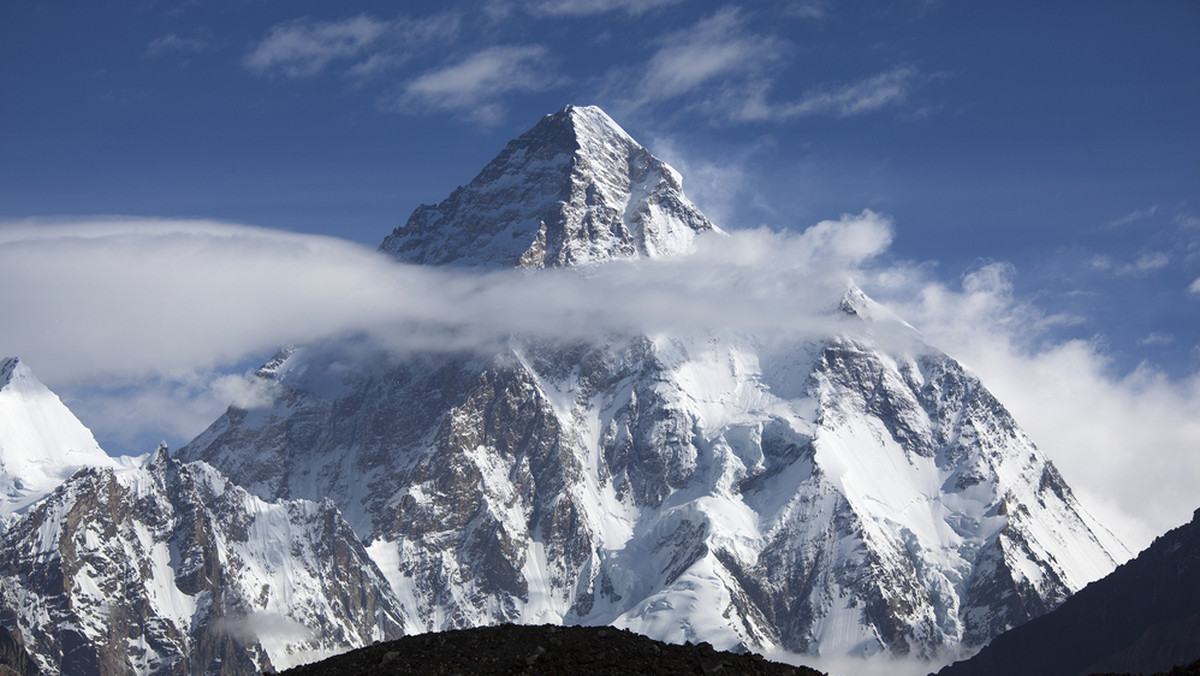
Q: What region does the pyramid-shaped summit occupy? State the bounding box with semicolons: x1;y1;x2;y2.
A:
380;105;718;268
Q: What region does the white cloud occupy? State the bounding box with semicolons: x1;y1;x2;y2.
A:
1106;205;1158;228
242;15;452;79
245;16;388;78
0;214;884;381
619;11;918;123
635;9;786;104
144;33;210;58
1190;277;1200;295
1175;212;1200;229
787;1;829;20
4;214;1195;552
1093;251;1171;276
738;65;921;121
1137;332;1174;347
395;45;557;125
524;0;680;17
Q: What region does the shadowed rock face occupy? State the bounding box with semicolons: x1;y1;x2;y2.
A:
280;624;826;676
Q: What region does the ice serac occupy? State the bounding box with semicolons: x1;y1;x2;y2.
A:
0;357;118;517
180;105;1128;668
379;104;718;268
0;446;404;675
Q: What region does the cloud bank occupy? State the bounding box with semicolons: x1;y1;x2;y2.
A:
0;214;888;385
3;214;1196;550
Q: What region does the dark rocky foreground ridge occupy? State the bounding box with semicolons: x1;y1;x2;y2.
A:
280;624;825;676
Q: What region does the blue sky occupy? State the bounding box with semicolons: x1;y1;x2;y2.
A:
1;1;1198;547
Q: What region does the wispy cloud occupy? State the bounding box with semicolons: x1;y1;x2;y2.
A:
243;14;459;80
144;33;210;59
393;45;558;125
635;9;786;104
523;0;680;17
736;65;921;121
1106;205;1158;228
618;9;919;123
1137;332;1175;346
1190;277;1200;295
245;15;391;78
1091;251;1171;276
787;1;830;20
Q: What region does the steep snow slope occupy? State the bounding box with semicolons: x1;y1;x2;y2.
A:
0;357;122;517
0;446;404;675
380;104;718;268
180;105;1128;666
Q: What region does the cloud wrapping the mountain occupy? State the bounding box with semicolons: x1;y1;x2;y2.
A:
0;214;888;385
3;214;1196;550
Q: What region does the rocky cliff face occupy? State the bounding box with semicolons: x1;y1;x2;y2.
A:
0;446;403;675
180;105;1128;666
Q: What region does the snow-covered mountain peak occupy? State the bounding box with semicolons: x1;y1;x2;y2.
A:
380;104;719;268
0;356;118;517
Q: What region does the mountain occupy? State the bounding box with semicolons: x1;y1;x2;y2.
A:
179;105;1129;668
0;357;126;519
0;444;404;675
935;507;1200;676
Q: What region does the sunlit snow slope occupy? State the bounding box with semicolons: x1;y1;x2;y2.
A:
0;357;120;517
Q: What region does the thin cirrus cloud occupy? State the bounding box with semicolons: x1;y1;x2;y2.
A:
242;14;459;79
144;33;210;59
623;9;919;122
522;0;681;17
634;8;786;104
733;65;921;121
393;45;558;125
1091;251;1171;277
244;15;391;78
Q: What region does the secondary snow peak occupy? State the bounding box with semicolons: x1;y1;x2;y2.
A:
380;105;718;268
0;356;119;517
